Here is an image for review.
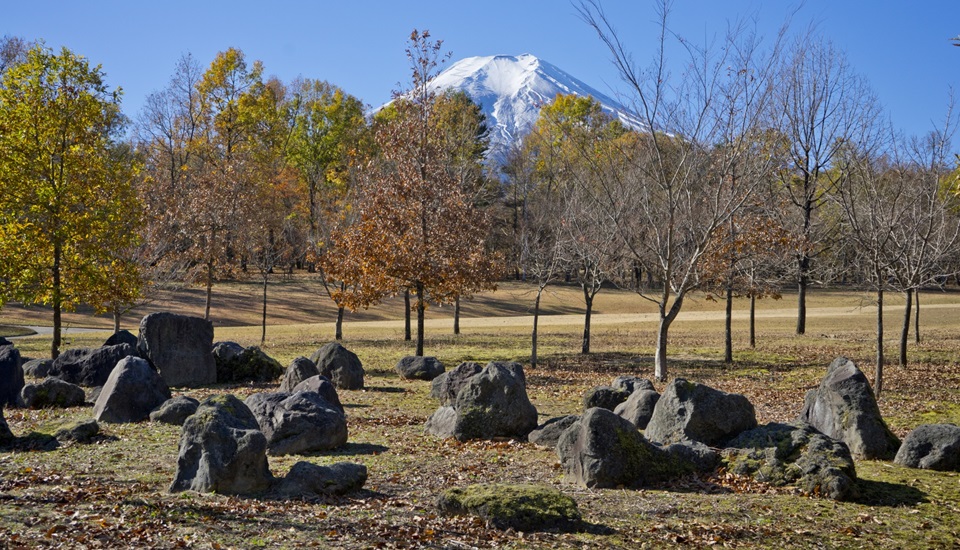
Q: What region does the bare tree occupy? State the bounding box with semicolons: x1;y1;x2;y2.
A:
772;36;877;335
578;0;779;380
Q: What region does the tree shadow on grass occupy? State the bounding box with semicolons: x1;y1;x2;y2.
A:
852;478;927;507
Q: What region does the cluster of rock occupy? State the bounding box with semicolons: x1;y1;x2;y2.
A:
169;394;365;499
425;361;538;441
532;358;903;501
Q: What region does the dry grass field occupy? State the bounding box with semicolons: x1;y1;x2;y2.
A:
2;278;960;548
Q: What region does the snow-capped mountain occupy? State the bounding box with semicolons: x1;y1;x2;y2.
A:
396;54;644;164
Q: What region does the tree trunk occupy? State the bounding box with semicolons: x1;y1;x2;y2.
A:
260;273;268;346
404;290;412;341
51;240;62;359
531;290;542;368
204;258;214;321
113;311;121;334
453;296;461;335
335;307;344;340
914;289;921;344
581;291;593;355
415;282;425;356
724;283;734;363
899;289;912;367
749;294;756;349
654;315;670;382
796;255;809;335
875;286;884;397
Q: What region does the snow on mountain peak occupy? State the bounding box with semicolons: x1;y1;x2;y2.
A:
419;54;644;164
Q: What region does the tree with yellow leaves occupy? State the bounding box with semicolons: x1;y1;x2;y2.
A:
0;45;140;358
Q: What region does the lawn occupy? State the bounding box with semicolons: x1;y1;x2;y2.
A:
1;279;959;548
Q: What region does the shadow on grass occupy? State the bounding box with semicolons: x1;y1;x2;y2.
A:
314;442;389;457
362;386;406;394
852;478;927;507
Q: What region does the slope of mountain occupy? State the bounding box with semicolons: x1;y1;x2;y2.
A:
398;53;643;164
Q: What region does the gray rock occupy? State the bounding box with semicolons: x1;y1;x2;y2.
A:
279;357;319;393
49;344;136;387
138;313;216;387
54;419;100;443
799;357;900;460
22;358;53;378
169;394;273;495
21;378;86;409
430;361;483;405
556;407;685;488
0;407;13;445
86;386;102;405
291;375;343;414
645;379;757;447
0;345;24;407
528;415;580;448
216;346;284;384
437;483;581;532
614;389;660;429
663;441;719;473
395;355;445;381
309;343;364;390
245;391;347;456
104;330;138;348
94;356;171;423
425;361;538;442
894;424;960;471
723;422;859;501
150;396;201;425
212;341;244;366
581;386;630;411
612;376;655;394
274;461;367;498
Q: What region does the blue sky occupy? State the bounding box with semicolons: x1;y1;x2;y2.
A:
6;1;960;140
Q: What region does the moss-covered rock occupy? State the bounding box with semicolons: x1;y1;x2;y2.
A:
722;422;858;500
53;419;100;443
437;483;580;531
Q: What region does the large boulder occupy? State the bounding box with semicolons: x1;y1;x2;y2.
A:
0;344;24;407
20;378;86;409
49;344;136;387
614;389;661;430
309;343;364;390
581;386;630;411
557;407;687;488
212;341;244;368
274;461;367;499
645;379;757;447
93;356;172;423
894;424;960;471
430;361;483;405
149;396;201;425
437;483;581;532
244;391;347;456
103;330;138;348
22;358;53;379
216;346;284;384
395;356;445;381
279;356;319;393
291;376;343;414
528;415;580;448
138;313;216;387
425;362;538;442
169;394;273;495
799;357;900;460
723;422;859;501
